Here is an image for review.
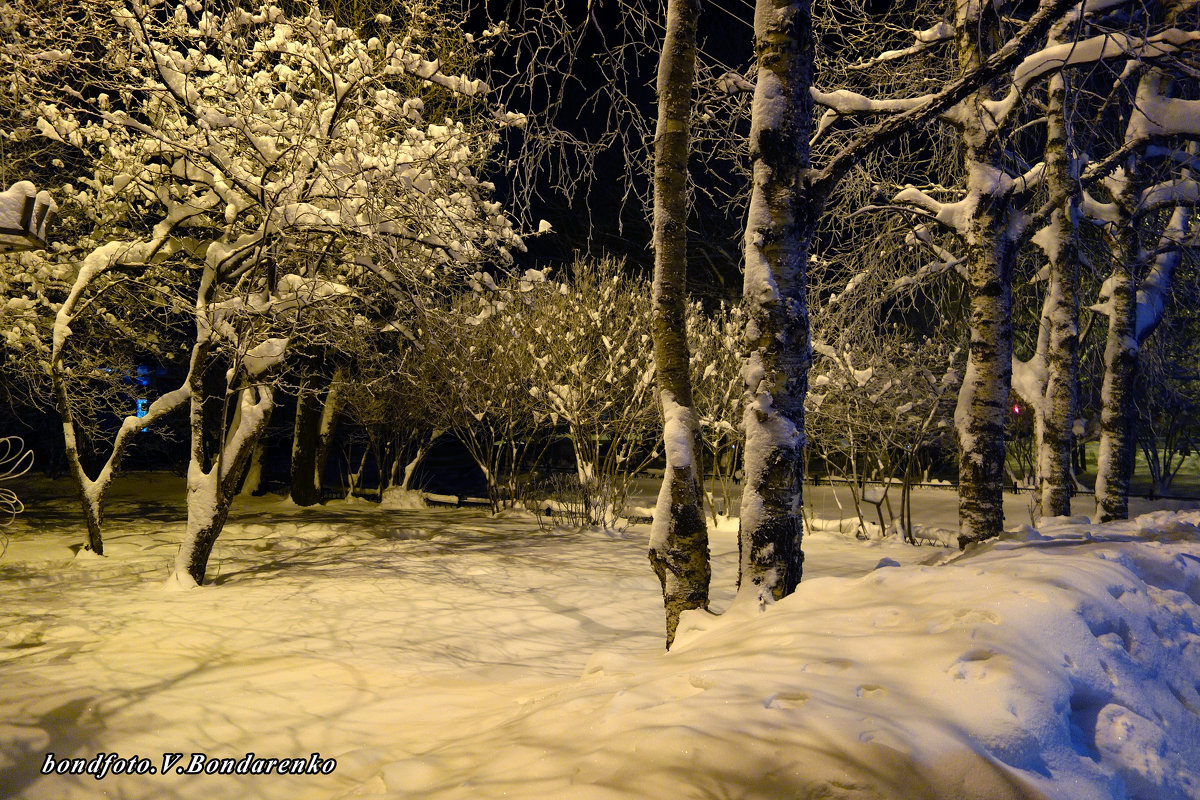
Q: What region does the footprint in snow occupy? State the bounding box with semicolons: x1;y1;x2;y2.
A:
764;691;809;710
948;648;999;680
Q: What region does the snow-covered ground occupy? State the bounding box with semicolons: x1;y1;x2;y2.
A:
2;474;1199;799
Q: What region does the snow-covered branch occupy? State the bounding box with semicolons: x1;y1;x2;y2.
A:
896;225;969;288
813;0;1079;197
845;21;954;71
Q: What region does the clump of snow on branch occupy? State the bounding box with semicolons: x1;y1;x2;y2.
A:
0;182;56;249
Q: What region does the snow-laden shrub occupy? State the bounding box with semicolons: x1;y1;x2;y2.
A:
523;258;659;528
806;337;960;542
409;257;658;524
412;273;543;511
687;299;746;522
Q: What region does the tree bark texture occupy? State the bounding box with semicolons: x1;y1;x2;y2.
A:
1094;190;1141;523
174;268;277;586
953;1;1016;549
1094;64;1169;522
737;0;814;601
1037;74;1081;519
648;0;710;647
177;381;275;585
290;374;325;506
955;224;1015;547
314;364;346;496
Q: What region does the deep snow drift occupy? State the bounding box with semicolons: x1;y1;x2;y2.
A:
1;475;1198;799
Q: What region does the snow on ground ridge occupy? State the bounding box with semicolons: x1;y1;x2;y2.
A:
1;481;1199;800
362;512;1200;800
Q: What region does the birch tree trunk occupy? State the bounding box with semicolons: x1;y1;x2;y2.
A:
1091;0;1200;518
1036;72;1082;518
955;220;1016;547
1094;195;1140;522
1092;187;1193;521
737;0;814;602
1094;65;1167;522
953;1;1017;549
649;0;709;647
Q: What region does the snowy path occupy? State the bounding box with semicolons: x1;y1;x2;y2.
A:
2;475;1199;799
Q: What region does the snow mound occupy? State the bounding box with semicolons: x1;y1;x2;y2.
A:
379;487;428;509
3;483;1198;800
369;511;1200;800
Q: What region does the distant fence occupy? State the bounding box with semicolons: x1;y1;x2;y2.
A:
807;476;1200;503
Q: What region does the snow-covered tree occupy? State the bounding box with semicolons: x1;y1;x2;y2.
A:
1086;18;1200;519
731;0;1077;601
1013;16;1085;520
735;0;817;605
5;0;524;581
1011;0;1200;521
648;0;709;645
817;0;1199;544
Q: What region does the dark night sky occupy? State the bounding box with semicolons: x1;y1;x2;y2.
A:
485;0;900;297
475;0;758;297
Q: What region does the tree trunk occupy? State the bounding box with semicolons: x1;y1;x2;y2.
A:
290;375;324;506
175;383;274;585
176;472;238;585
239;439;266;497
290;363;347;505
1035;73;1081;519
648;0;710;646
952;1;1017;549
1094;220;1140;523
737;0;814;603
53;377;106;554
313;364;346;495
955;242;1014;547
1093;66;1172;522
51;353;189;554
399;429;440;491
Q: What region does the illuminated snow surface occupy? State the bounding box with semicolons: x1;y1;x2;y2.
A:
2;474;1200;800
